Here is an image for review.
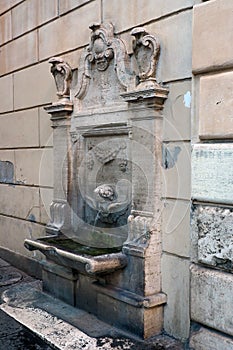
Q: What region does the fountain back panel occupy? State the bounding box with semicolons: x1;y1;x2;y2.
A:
24;23;168;339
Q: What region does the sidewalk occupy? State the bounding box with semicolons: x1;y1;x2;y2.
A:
0;258;53;349
0;257;183;350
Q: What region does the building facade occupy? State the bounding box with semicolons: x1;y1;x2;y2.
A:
0;0;232;348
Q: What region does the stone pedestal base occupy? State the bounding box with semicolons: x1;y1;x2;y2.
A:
41;260;78;306
41;258;166;339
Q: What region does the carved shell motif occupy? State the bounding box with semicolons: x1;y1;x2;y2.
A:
87;23;114;72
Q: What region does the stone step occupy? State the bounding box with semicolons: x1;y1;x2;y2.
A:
0;280;183;350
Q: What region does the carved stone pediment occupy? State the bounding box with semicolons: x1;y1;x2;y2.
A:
74;22;133;106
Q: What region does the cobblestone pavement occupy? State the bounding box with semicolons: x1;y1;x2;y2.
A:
0;258;53;349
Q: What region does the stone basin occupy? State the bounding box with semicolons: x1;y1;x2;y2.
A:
24;235;127;276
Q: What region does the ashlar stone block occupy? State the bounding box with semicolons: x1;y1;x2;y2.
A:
162;141;191;200
193;0;233;73
0;184;40;222
199;71;233;139
0;31;38;75
191;264;233;336
0;75;13;113
0;109;39;148
162;199;190;257
39;1;101;60
58;0;91;15
0;11;12;45
40;188;53;224
148;10;192;82
192;143;233;205
15;149;53;187
0;0;22;15
0;214;45;257
162;254;190;340
190;326;233;350
103;0;195;34
39;108;53;147
14;62;57;109
163;80;192;141
12;0;57;38
191;205;233;271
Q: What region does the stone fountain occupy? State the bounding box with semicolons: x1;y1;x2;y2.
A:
24;23;168;339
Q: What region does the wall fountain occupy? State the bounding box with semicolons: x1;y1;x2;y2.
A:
24;23;168;339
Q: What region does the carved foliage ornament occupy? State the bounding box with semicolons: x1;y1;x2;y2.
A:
48;23;165;102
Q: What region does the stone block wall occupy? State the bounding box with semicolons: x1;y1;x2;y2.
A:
190;0;233;348
0;0;202;341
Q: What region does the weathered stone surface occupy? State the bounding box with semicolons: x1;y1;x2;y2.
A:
58;0;91;15
15;149;53;187
0;31;38;75
0;109;39;148
0;215;45;257
0;161;14;184
0;0;22;15
191;264;233;336
148;10;192;82
39;108;53;147
39;1;101;60
162;141;191;200
191;205;233;271
0;184;40;221
163;80;191;141
193;0;233;73
0;75;13;113
162;254;190;340
0;151;15;183
103;0;195;34
0;281;182;349
199;71;233;139
13;62;57;109
162;199;190;257
192;144;233;204
0;11;12;45
40;188;53;224
190;326;233;350
12;0;57;38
